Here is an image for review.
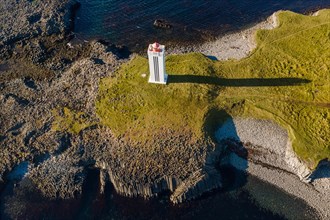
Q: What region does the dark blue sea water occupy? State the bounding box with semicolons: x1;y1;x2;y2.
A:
74;0;330;52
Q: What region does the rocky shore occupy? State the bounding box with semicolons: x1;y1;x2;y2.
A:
1;0;221;215
216;118;330;218
166;12;278;60
0;1;329;219
0;0;78;48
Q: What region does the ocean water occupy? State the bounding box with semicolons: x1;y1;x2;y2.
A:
74;0;330;52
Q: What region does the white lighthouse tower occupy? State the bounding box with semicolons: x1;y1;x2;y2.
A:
147;42;168;84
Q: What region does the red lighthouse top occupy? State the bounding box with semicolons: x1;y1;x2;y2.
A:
149;42;162;52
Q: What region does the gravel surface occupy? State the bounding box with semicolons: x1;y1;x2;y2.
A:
168;13;278;61
216;117;330;219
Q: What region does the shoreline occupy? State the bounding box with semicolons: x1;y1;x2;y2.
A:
235;149;330;219
166;12;278;60
191;11;330;217
246;161;329;219
166;12;330;218
216;118;330;219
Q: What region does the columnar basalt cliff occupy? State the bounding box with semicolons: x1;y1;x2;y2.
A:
77;126;222;204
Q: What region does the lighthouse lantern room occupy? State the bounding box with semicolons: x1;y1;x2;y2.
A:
147;42;168;84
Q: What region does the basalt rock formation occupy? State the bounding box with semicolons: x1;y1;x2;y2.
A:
153;19;173;29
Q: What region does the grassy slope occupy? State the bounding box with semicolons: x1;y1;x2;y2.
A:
96;10;329;168
97;54;214;142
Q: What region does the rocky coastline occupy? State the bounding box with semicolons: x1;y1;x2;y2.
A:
0;1;329;219
216;118;330;218
166;12;278;60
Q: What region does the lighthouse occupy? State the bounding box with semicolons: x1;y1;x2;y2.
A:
147;42;168;84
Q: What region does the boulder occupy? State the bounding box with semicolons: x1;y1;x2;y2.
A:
153;19;172;29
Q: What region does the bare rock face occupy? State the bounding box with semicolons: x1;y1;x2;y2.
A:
28;150;85;199
72;125;222;202
170;166;222;204
0;39;123;200
0;0;79;47
0;0;224;210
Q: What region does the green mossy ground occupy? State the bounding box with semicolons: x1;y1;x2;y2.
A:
52;107;95;134
94;10;330;168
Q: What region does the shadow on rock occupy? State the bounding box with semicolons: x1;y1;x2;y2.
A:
203;108;248;191
95;40;131;59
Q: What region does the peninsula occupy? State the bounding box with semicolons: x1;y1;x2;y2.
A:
0;0;329;219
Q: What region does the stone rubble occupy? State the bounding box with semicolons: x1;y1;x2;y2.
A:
167;12;279;61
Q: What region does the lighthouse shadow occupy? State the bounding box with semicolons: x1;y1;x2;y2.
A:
167;75;311;87
203;109;248;191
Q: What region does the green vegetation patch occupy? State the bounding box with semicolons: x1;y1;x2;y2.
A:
97;54;218;142
52;107;95;134
97;10;330;168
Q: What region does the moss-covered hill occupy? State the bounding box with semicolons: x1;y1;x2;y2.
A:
95;10;330;168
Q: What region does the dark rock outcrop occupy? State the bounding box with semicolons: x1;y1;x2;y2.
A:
73;125;221;202
153;19;173;29
170;166;222;204
0;40;123;200
0;0;79;47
